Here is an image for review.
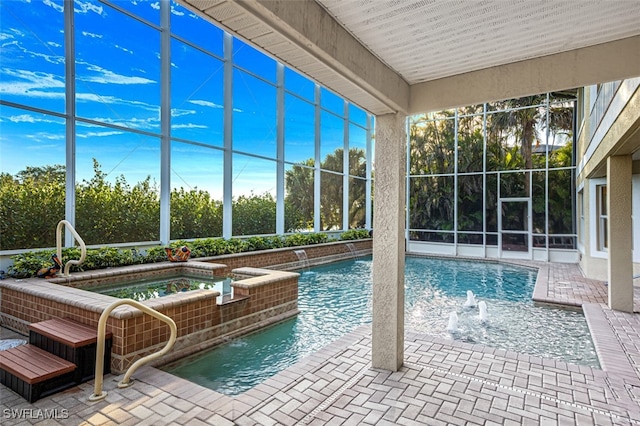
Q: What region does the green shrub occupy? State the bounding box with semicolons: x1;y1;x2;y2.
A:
340;229;371;240
8;250;57;278
265;236;286;249
245;236;273;251
224;238;250;254
7;230;365;278
284;232;328;247
8;246;155;278
146;246;170;263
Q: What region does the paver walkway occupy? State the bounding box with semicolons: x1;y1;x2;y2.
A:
1;260;640;425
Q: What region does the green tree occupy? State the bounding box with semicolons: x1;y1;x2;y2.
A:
285;159;314;231
537;142;574;237
171;188;223;239
488;93;575;173
320;150;344;230
0;165;65;250
76;159;160;244
410;111;455;175
409;94;575;242
285;148;367;231
232;192;276;236
456;111;485;237
409;116;456;240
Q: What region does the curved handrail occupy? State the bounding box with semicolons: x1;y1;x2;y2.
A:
56;220;87;276
88;299;177;402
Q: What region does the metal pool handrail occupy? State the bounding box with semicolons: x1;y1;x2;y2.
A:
88;299;177;402
56;219;87;277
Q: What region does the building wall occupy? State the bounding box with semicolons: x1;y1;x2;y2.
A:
576;79;640;280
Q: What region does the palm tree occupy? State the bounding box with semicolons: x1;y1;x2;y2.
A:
284;148;368;231
285;159;315;230
408;93;576;241
489;92;575;171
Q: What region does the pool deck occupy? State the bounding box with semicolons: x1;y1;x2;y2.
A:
2;260;640;425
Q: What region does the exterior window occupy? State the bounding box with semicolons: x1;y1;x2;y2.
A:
596;185;608;251
578;190;584;246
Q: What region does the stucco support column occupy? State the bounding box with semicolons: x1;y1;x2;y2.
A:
372;113;406;371
607;155;633;312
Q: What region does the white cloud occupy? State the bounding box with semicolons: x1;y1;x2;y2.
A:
75;92;119;103
26;132;65;141
78;114;160;131
8;114;38;123
76;130;124;138
1;25;63;65
82;31;102;39
75;92;159;115
74;0;103;15
0;69;65;97
189;100;223;109
2;35;64;65
114;44;133;54
171;108;196;117
172;123;207;129
78;63;156;85
43;0;63;13
1;27;24;43
170;5;184;16
0;39;18;52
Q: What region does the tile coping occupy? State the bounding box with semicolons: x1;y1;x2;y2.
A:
0;263;298;320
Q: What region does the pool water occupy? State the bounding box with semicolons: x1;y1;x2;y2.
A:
87;275;233;302
163;257;598;395
403;257;593;362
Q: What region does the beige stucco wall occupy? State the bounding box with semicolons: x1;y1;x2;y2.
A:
577;80;640;180
372;113;406;371
576;79;640;281
578;174;640;282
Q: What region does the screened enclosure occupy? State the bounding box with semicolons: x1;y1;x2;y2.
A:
408;94;576;259
0;0;373;251
1;0;578;262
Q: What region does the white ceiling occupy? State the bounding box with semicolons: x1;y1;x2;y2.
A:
183;0;640;114
316;0;640;85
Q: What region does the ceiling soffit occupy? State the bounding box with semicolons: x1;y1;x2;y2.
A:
317;0;640;85
182;0;408;115
180;0;640;116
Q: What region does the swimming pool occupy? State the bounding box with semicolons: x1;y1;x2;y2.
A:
163;256;598;395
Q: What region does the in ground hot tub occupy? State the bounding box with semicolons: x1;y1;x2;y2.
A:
0;260;299;373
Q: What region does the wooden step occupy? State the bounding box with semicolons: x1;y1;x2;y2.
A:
29;317;112;348
28;317;112;384
0;344;76;402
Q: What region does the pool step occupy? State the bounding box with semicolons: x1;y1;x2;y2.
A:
29;317;113;384
0;318;112;402
0;344;76;402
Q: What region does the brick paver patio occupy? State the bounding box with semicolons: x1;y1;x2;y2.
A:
2;259;640;425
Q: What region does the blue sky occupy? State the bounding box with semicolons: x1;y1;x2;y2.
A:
0;0;368;198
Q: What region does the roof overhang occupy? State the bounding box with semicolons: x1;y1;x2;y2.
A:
179;0;640;116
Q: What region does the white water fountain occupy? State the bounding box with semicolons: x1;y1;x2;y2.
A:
478;301;488;322
345;242;358;259
463;290;477;308
293;249;310;272
447;311;458;333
